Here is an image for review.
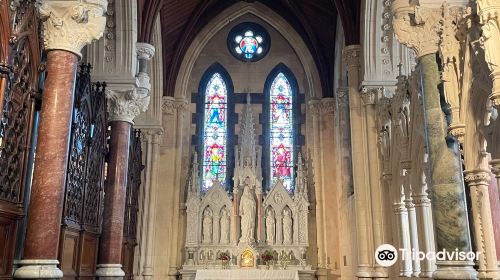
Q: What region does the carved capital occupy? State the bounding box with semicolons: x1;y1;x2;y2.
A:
308;99;321;117
412;194;432;207
477;0;500;108
320;98;335;115
392;1;441;58
360;86;381;106
39;0;107;58
106;89;150;124
175;98;189;112
464;169;491;187
342;45;361;69
336;87;349;109
490;159;500;178
136;42;155;61
448;123;466;143
162;96;175;115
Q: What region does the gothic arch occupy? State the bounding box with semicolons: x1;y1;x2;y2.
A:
174;1;322;100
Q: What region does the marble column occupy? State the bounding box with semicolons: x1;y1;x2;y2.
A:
464;170;500;279
392;2;477;278
98;120;131;279
97;45;153;278
492;160;500;197
14;1;106;278
419;53;476;279
477;0;500;110
343;45;373;279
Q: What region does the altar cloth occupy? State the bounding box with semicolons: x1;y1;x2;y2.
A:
195;269;299;280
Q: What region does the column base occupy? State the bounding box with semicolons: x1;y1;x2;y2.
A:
356;265;373;278
14;259;63;279
477;270;500;280
433;261;478;279
419;270;434;278
96;264;125;280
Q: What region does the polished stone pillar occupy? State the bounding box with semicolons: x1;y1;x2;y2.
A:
15;50;77;279
97;43;153;279
392;1;477;277
14;1;106;278
464;169;500;279
97;121;131;279
419;54;476;279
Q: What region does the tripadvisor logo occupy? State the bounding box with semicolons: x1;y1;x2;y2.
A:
375;244;482;267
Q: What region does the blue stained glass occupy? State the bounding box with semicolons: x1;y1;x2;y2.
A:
269;73;294;191
202;73;228;191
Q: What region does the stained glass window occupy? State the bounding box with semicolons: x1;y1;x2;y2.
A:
228;22;270;62
269;72;294;191
202;73;228;191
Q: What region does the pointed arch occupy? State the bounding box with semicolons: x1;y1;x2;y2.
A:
263;64;299;192
197;63;235;192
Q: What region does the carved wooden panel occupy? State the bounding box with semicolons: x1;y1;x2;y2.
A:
60;228;79;279
0;217;16;277
122;130;143;279
0;0;41;278
78;232;99;277
59;64;107;279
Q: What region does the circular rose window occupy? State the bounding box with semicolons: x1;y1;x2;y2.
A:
228;22;270;62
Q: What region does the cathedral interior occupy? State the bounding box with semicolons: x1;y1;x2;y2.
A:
0;0;500;279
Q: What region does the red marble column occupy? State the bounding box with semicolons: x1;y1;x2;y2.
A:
99;121;131;265
23;50;78;260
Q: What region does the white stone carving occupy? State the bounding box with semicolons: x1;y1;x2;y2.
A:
265;209;275;245
392;0;441;58
477;0;500;108
39;0;107;58
106;89;150;124
182;98;311;272
202;208;213;244
239;184;256;244
282;208;293;245
220;208;230;244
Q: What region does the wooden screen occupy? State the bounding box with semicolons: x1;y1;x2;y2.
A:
0;0;41;278
59;64;107;279
122;130;143;279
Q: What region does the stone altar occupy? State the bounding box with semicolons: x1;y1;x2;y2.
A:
181;98;313;279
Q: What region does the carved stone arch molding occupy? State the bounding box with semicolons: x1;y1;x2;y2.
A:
174;1;322;100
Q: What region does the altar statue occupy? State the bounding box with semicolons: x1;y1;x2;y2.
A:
239;184;256;243
202;208;213;243
220;208;230;244
266;208;275;244
283;208;293;244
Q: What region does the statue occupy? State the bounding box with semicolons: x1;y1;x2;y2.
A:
266;209;275;244
220;208;229;244
202;208;213;243
283;209;293;245
239;185;256;243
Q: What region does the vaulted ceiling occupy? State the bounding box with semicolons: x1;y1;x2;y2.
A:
137;0;361;98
